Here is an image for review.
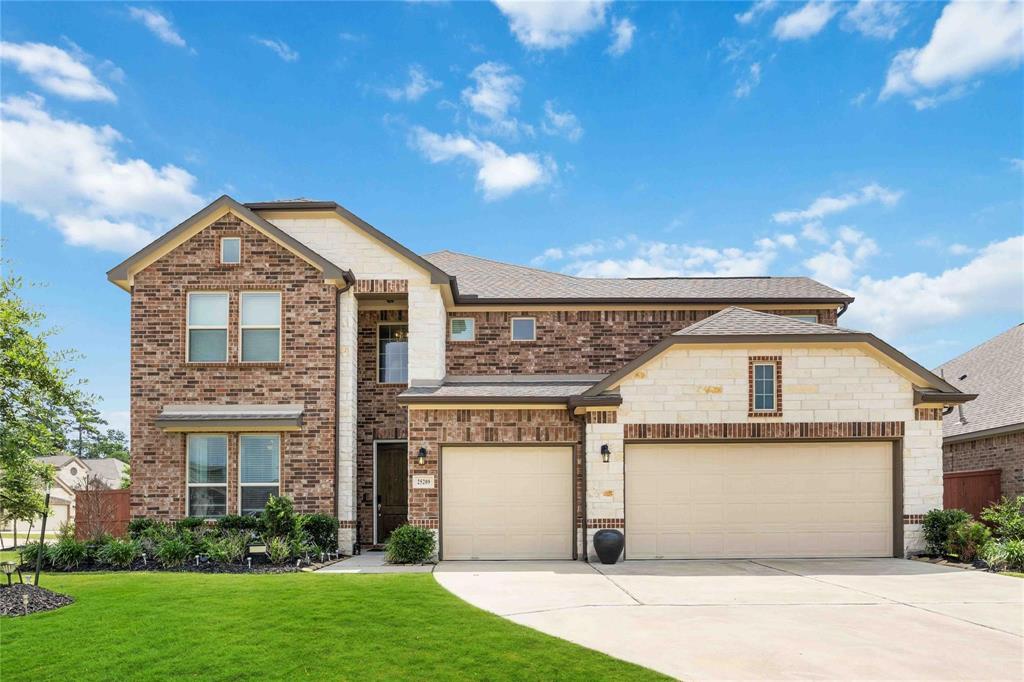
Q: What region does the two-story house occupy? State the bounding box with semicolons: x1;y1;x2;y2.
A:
108;195;973;561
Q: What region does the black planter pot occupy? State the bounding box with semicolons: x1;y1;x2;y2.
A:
593;529;624;565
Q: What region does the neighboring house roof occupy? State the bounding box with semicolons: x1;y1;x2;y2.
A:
155;404;305;430
398;374;605;404
84;458;127;484
934;323;1024;443
107;195;355;292
582;307;973;402
423;250;853;304
36;454;78;468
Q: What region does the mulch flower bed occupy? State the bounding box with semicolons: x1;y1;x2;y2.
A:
12;556;348;575
1;584;74;617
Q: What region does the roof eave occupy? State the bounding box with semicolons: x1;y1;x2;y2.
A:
451;295;854;305
396;394;571;406
913;388;978;406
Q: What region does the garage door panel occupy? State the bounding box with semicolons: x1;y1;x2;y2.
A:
442;446;572;560
626;442;892;559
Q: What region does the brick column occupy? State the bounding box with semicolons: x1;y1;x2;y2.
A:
585;416;624;561
336;290;358;552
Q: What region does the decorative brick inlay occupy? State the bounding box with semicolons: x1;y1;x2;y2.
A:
354;279;408;294
408;408;583;528
584;518;625;528
586;411;617;424
408;519;439;529
129;213;337;520
338;520;357;529
944;429;1024;497
915;408;944;421
903;514;926;525
624;422;905;440
446;309;837;375
748;355;783;418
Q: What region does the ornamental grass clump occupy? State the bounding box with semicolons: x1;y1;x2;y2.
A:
96;538;142;569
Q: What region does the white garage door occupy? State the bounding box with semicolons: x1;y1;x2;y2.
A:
626;442;893;559
442;446;573;560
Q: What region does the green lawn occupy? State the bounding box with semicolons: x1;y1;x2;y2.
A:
1;572;664;681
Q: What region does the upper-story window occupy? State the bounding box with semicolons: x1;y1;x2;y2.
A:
378;323;409;384
511;317;536;342
450;318;475;341
786;314;818;324
749;356;782;416
187;292;229;362
240;292;281;362
221;237;241;264
239;434;280;515
187;434;227;518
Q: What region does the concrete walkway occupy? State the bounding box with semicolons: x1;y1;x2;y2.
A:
435;559;1023;681
315;551;434;574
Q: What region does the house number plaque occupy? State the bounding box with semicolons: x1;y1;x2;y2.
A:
412;475;435;489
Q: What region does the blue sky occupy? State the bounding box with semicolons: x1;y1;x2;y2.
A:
2;1;1022;434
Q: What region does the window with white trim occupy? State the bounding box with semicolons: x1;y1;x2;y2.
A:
378;324;409;383
187;293;228;362
752;363;776;412
187;434;227;518
221;237;241;264
785;314;818;324
240;292;281;362
511;317;536;341
450;318;475;341
239;434;280;515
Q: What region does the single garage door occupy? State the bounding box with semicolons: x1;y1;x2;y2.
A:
626;442;893;559
442;446;573;560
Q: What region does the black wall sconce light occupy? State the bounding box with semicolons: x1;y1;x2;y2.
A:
600;444;611;463
417;447;427;466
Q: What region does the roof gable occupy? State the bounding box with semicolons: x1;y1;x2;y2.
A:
107;196;354;292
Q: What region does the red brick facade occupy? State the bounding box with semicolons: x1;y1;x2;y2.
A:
944;429;1024;498
129;214;337;519
445;308;836;375
623;421;905;440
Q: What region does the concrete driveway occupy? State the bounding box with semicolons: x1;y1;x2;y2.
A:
434;559;1023;681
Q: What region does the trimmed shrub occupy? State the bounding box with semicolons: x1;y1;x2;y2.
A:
981;495;1024;541
946;520;991;563
19;542;48;569
156;537;193;568
206;533;248;564
385;525;436;564
97;538;141;569
217;514;262;534
176;517;206;532
300;514;339;552
267;536;291;564
262;496;296;538
922;508;972;555
48;536;88;570
127;517;158;538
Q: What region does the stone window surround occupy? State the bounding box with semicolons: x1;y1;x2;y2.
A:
748;355;783;418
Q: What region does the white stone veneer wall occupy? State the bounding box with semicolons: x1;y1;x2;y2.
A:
336;290;358;552
903;418;944;553
408;284;447;384
584;421;624;561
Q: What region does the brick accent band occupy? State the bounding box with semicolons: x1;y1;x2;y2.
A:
624;421;905;440
354;279;408;294
586;411;617;424
338;520;357;529
583;518;625;528
408;519;439;529
903;514;926;525
915;408;944;421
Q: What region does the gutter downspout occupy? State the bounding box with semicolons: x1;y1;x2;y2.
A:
836;301;849;318
576;413;589;563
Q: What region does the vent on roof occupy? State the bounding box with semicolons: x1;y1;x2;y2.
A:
958;374;968;381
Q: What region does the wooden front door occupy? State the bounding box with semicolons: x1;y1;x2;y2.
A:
375;442;408;544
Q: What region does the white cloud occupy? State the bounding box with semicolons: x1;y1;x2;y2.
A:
0;94;204;252
385;65;441;102
530;247;564;265
606;17;635;57
409;126;554;200
541;100;583;141
948;243;973;256
773;183;903;224
461;62;527;136
850;89;870;107
841;1;906;40
736;0;778;25
801;222;829;244
493;0;609;49
734;62;762;98
0;41;116;102
842;236;1024;338
881;0;1023;103
909;83;975;111
252;37;299;62
804;226;879;286
776;233;798;249
772;1;838;40
1010;158;1024;172
128;7;193;52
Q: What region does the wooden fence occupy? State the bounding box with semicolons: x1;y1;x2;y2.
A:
75;488;131;540
943;469;1001;519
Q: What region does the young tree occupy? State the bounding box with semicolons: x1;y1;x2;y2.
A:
81;428;130;463
1;272;100;543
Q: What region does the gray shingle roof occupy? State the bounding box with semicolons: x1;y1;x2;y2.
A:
934;324;1024;440
423;250;853;303
673;307;859;336
399;375;604;403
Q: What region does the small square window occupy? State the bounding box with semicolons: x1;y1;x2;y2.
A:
511;317;535;341
221;238;241;264
450;318;475;341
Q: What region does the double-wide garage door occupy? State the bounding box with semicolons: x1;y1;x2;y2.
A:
442;446;573;560
626;442;893;559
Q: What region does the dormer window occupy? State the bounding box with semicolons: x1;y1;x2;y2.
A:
221;237;241;264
